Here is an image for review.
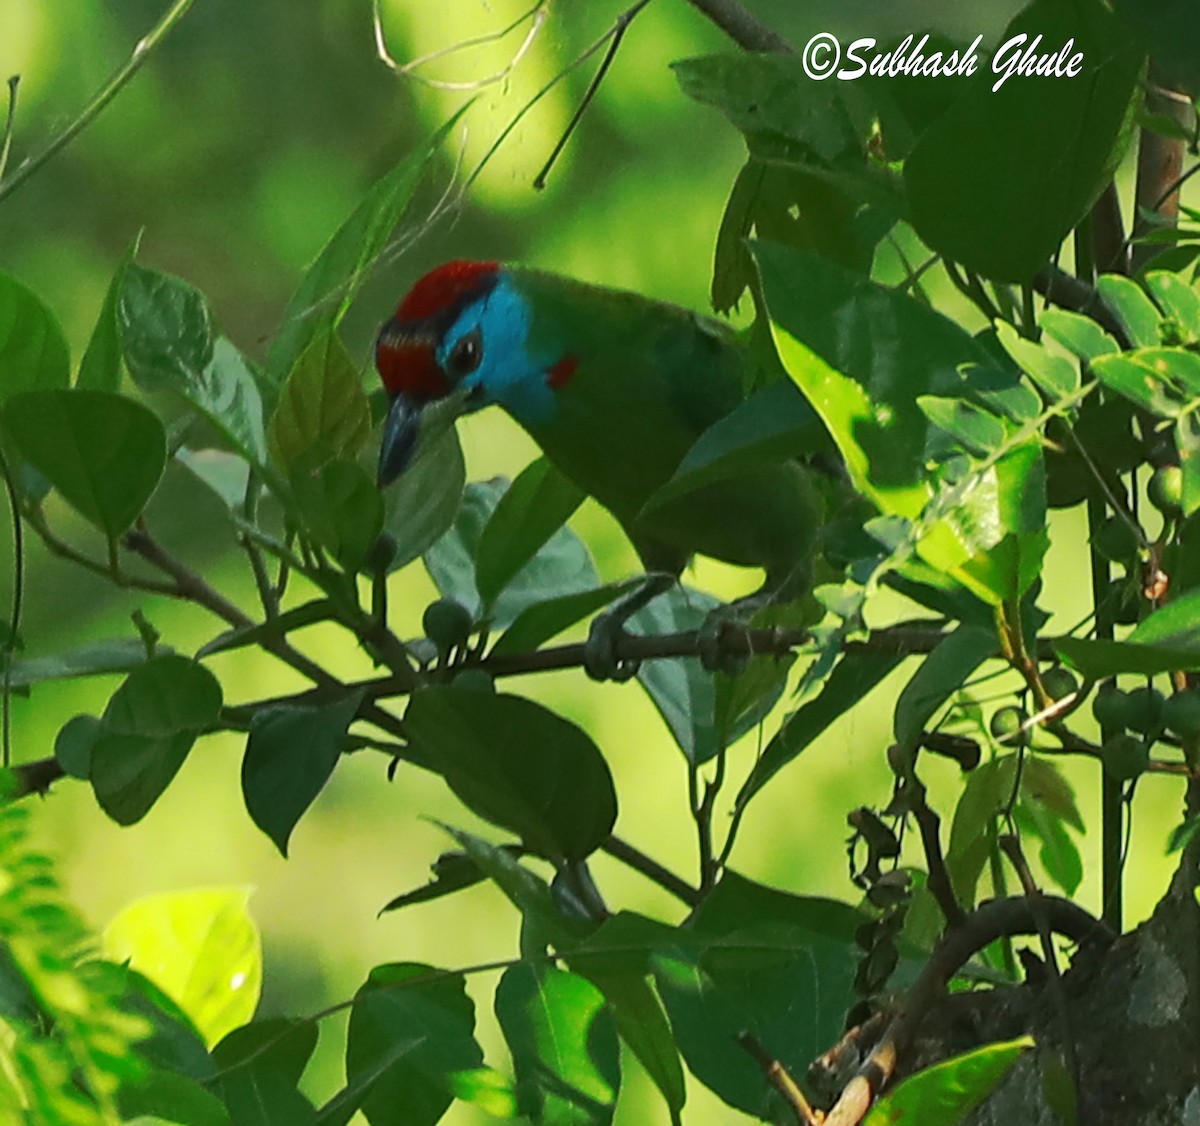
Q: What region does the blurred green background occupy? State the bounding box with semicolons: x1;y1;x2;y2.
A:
0;1;1188;1121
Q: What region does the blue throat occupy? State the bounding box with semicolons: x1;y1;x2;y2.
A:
437;272;556;425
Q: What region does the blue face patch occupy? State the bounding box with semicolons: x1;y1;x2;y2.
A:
438;273;556;425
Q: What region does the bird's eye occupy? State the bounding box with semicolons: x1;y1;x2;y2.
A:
447;329;483;378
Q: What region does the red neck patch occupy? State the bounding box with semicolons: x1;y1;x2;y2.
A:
397;260;500;324
547;355;579;391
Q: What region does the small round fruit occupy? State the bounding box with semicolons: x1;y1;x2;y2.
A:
990;705;1028;744
1101;733;1149;781
422;598;473;651
1124;686;1165;735
451;668;495;693
1163;690;1200;738
1041;667;1079;702
1149;465;1184;517
1092;516;1140;564
1108;579;1142;626
1092;684;1128;731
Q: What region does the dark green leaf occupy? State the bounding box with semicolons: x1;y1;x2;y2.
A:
90;656;223;825
862;1037;1033;1125
475;456;584;611
642;380;828;515
904;0;1141;281
425;479;598;629
0;271;70;405
740;649;904;805
489;581;640;657
1055;635;1200;677
1092;347;1200;416
268;328;371;471
496;963;619;1126
7;638;164;688
118;1069;231;1126
119;263;215;393
3;389;166;538
405;689;616;861
1016;801;1082;896
654;874;860;1120
79;241;139;392
947;758;1017;907
345;963;483;1126
243;692;364;856
894;625;997;751
55;714;102;779
379;847;525;914
266;112;465;383
290;458;383;573
210;1019;318;1126
382;415;466;573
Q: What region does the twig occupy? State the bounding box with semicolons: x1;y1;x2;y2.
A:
737;1033;821;1125
533;0;653;190
0;0;198;203
683;0;792;53
601;835;700;906
0;77;18;184
0;457;24;769
911;783;965;927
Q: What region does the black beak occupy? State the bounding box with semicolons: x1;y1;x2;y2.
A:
378;393;422;487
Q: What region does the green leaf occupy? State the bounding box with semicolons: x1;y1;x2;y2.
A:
654;874;861;1120
567;913;686;1125
904;0;1141;281
345;962;484;1126
119;262;215;392
55;714;102;779
918;396;1007;456
210;1019;318;1125
425;479;599;628
476;457;584;611
242;691;364;857
862;1037;1033;1126
195;337;269;466
3;388;166;538
1129;587;1200;648
268;327;372;471
441;825;584;948
739;649;904;805
641;380;828;514
405;689;617;861
947;757;1017;908
380;847;524;915
1016;800;1082;896
8;637;164;688
176;447;251;509
496;964;620;1125
489;581;640;657
1038;308;1119;362
79;240;139;392
266;111;466;384
1096;273;1163;347
0;271;70;404
1091;346;1200;417
894;625;998;751
291;458;384;573
1055;635;1200;677
102;887;262;1047
382;415;466;572
90;655;223;825
1144;270;1200;338
994;321;1080;399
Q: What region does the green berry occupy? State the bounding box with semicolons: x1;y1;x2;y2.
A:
1163;690;1200;738
422;598;473;651
1101;733;1149;781
990;705;1028;744
1092;684;1128;732
1041;667;1079;702
1124;686;1165;735
1092;516;1140;564
1149;465;1184;517
451;668;496;693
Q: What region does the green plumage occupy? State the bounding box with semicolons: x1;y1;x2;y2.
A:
508;268;822;589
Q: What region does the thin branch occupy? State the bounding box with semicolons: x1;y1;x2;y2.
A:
0;0;198;203
0;458;23;769
738;1033;821;1125
533;0;653;190
0;76;18;184
683;0;792;53
911;783;965;927
600;835;700;906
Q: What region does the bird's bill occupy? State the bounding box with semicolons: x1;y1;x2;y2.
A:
378;393;423;486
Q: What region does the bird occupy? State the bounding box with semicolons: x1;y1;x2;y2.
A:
374;259;828;677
